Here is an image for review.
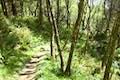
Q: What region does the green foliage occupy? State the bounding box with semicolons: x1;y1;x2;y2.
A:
36;53;103;80
0;16;45;80
116;48;120;56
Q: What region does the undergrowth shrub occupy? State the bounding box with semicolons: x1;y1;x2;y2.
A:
0;17;41;72
11;27;32;50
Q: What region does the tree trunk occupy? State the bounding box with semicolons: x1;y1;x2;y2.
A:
39;0;43;28
65;0;70;28
101;0;113;69
83;0;91;55
5;0;12;16
64;0;84;76
46;0;64;72
56;0;60;28
4;0;21;16
1;0;8;16
20;0;23;16
46;0;55;60
50;27;56;59
11;0;17;16
103;11;120;80
34;1;39;16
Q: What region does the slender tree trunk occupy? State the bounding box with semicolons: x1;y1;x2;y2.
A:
64;0;84;76
50;27;56;59
20;0;23;16
56;0;60;28
103;11;120;80
1;0;8;16
11;0;17;16
83;0;91;54
102;0;113;69
65;0;70;28
46;0;55;60
5;0;12;16
46;0;64;72
24;1;26;16
39;0;43;28
34;1;39;16
28;0;33;16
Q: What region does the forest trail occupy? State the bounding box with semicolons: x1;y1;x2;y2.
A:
18;50;49;80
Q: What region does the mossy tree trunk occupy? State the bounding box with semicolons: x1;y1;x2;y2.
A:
101;0;113;69
64;0;85;76
103;11;120;80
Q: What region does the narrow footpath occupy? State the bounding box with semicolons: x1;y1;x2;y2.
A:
18;51;48;80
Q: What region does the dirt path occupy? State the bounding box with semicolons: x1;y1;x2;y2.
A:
18;51;48;80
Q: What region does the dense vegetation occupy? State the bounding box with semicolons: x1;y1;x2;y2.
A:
0;0;120;80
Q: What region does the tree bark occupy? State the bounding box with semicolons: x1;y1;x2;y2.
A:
101;0;113;69
39;0;43;28
46;0;55;60
1;0;8;16
11;0;17;16
64;0;84;76
83;0;92;55
46;0;64;72
103;11;120;80
56;0;60;28
5;0;12;16
65;0;70;28
20;0;23;16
